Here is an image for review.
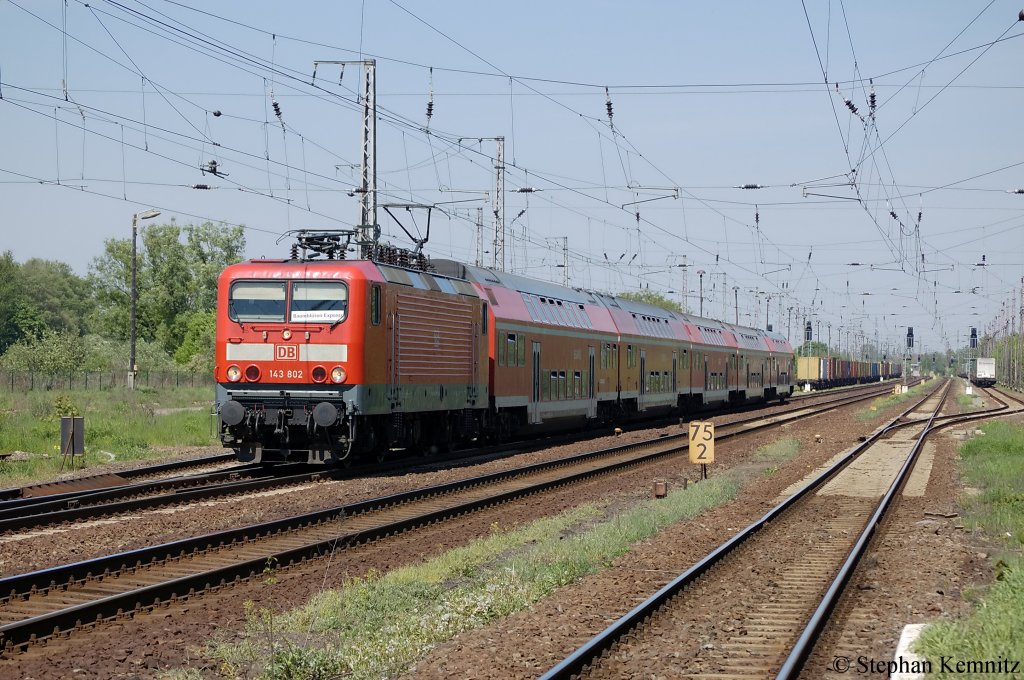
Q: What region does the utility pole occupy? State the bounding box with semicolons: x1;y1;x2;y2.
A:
475;207;484;267
493;136;505;271
697;270;705;317
734;286;740;325
129;209;160;390
681;256;688;313
720;273;728;320
562;238;569;285
314;59;378;257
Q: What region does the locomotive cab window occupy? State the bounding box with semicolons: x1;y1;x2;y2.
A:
228;281;287;322
290;281;348;323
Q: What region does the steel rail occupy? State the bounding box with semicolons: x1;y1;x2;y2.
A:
538;379;948;680
0;464;319;533
0;381;898;652
775;383;1018;678
0;453;237;502
0;463;267;514
0;382;893;535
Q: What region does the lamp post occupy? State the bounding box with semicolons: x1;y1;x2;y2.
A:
734;286;740;325
697;269;705;317
129;209;161;390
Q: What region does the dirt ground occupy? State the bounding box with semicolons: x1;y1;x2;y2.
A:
3;383;1006;679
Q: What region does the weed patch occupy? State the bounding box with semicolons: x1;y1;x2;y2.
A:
0;386;216;486
857;380;929;420
210;477;737;679
914;420;1024;673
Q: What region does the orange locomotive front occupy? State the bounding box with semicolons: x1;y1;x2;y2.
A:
215;252;489;464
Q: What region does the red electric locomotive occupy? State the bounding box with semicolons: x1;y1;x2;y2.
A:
216;232;488;464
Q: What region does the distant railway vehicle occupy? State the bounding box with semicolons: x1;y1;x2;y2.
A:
215;231;796;464
970;357;996;387
795;355;901;390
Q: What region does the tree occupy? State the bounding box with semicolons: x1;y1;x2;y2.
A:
0;330;85;374
616;290;683;313
17;258;94;335
88;221;245;359
794;341;829;357
174;311;216;373
0;251;25;353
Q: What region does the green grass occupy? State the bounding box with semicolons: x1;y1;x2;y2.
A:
0;386;217;486
209;476;739;680
950;421;1024;548
914;421;1024;676
753;438;800;477
753;438;800;464
956;393;982;412
857;379;930;421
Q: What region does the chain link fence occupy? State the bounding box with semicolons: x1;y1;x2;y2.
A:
0;370;214;392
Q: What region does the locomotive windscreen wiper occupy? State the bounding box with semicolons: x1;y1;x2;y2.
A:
228;300;245;330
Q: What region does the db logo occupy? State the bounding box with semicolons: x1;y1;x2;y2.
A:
275;345;298;360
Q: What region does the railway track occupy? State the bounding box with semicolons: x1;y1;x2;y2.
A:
794;383;1024;679
0;381;904;535
538;379;1022;679
0;379;902;653
0;453;236;502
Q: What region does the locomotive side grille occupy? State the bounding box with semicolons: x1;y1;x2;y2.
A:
395;293;476;380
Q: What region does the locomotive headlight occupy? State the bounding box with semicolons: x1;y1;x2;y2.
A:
331;366;347;384
227;365;242;382
244;364;261;382
311;366;328;383
281;329;292;340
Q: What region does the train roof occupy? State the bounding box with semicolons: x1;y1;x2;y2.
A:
228;255;797;354
433;260;600;306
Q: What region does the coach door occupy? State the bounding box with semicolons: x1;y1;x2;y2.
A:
587;346;596;418
672;351;678;394
530;341;542;424
639;349;647;410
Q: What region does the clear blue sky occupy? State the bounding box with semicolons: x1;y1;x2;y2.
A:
2;0;1023;357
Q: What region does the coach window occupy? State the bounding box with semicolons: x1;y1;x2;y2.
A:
370;285;381;325
481;303;488;335
558;371;567;400
498;332;507;366
517;334;526;366
290;281;348;324
229;281;287;322
507;333;518;367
